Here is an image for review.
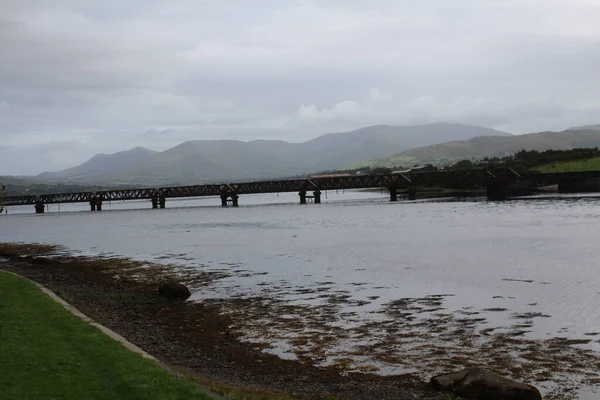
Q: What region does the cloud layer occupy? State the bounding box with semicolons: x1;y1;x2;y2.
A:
2;0;600;174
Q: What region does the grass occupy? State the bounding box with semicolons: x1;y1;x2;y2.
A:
536;157;600;173
0;270;213;400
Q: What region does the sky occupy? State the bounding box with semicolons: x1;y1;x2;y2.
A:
2;0;600;175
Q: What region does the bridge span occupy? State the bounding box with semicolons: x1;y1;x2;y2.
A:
4;168;600;213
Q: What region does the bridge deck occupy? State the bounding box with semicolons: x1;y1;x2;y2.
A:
3;168;598;207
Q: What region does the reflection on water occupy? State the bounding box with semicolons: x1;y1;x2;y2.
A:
2;191;600;397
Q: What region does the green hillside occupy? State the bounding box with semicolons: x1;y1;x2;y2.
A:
358;129;600;169
536;157;600;173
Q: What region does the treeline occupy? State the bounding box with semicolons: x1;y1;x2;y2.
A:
321;148;600;175
474;147;600;169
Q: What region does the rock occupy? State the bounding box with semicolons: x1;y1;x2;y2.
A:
430;367;542;400
157;281;191;300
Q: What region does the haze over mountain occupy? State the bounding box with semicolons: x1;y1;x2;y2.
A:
361;128;600;169
37;123;509;185
570;124;600;132
37;147;158;181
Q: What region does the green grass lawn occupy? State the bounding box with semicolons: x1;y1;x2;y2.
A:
536;157;600;173
0;270;213;400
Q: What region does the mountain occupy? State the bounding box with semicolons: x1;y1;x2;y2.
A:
361;128;600;168
37;123;508;185
570;124;600;131
38;147;157;181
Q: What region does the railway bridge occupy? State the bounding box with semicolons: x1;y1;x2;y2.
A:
4;168;600;213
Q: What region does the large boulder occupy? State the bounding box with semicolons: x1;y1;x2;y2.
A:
430;367;542;400
157;281;191;300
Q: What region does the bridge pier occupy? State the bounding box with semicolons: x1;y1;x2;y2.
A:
313;190;321;204
487;182;509;201
407;187;417;201
34;201;45;214
90;198;102;211
487;181;533;201
152;195;166;209
220;194;239;207
299;190;307;204
558;178;600;193
299;190;322;204
389;187;398;202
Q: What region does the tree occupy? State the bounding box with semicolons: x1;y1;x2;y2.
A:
452;160;474;170
371;167;392;175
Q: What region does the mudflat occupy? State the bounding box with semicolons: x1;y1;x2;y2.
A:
0;243;442;400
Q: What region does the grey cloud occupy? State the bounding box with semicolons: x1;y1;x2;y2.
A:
1;1;600;175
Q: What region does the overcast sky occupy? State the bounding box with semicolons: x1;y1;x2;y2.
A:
2;0;600;175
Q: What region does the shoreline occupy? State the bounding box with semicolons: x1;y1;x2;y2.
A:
2;242;599;399
0;243;442;400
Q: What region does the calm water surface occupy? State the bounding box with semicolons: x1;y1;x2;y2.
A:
2;191;600;396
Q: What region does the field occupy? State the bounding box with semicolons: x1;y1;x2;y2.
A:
535;157;600;173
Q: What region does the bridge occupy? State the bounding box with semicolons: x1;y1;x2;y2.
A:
4;168;600;213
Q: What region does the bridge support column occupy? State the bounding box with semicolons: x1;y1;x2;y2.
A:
34;201;45;214
90;198;102;211
159;196;166;209
313;190;321;204
487;182;509;201
558;178;600;193
389;187;398;202
220;194;239;207
487;181;533;201
151;196;159;209
299;191;307;204
407;187;417;201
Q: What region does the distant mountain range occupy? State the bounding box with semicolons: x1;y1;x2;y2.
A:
359;128;600;169
37;123;509;185
37;147;158;181
571;124;600;131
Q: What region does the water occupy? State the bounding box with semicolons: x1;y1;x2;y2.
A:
2;191;600;398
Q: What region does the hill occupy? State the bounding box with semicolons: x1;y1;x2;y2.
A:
359;128;600;169
570;124;600;131
37;123;507;185
38;147;157;181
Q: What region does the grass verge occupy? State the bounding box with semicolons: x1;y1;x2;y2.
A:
0;270;213;400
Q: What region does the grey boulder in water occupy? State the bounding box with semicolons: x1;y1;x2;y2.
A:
430;367;542;400
157;281;191;300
